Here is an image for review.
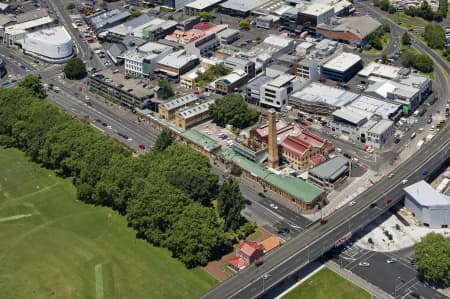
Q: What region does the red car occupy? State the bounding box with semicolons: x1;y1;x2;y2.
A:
408;28;414;32
255;259;264;267
320;218;328;225
139;144;145;150
385;197;392;204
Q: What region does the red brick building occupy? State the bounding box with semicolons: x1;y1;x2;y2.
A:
228;241;264;271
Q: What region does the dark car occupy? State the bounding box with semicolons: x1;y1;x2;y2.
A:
422;169;429;175
320;218;328;225
369;203;377;208
139;144;145;150
255;259;264;266
101;122;107;127
257;192;266;198
394;138;401;144
244;199;252;205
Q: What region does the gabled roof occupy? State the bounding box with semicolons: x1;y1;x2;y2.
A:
238;241;261;257
228;256;249;270
260;237;281;253
282;135;309;157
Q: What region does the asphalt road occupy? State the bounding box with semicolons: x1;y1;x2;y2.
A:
46;0;103;71
337;245;446;299
201;124;449;298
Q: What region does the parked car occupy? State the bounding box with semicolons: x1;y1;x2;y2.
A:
320;218;328;225
385;197;392;204
139;144;145;150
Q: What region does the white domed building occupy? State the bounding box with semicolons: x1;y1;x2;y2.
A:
20;26;74;63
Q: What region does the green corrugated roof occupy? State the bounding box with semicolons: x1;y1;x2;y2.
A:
181;130;221;152
222;148;324;203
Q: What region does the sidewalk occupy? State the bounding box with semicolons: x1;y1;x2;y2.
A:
326;260;393;299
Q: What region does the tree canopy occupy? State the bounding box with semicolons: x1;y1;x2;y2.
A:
239;19;250;28
196;64;231;88
217;177;244;231
209;94;259;129
153;128;175;151
199;11;209;20
424;24;446;49
414;233;450;287
64;57;87;80
412;54;433;73
401;32;411;45
18;75;46;99
158;79;175;99
66;2;76;10
0;82;253;268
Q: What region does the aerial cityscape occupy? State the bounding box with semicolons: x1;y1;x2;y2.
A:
0;0;449;298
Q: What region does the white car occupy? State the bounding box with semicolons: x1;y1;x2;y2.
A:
402;179;408;184
418;127;424;132
358;262;370;267
269;203;278;210
388;173;395;178
85;96;90;101
348;201;356;207
386;258;398;264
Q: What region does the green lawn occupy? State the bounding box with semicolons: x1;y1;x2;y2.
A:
0;147;217;299
282;268;370;299
394;12;427;24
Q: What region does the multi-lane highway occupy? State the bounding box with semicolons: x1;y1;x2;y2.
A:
202;122;449;298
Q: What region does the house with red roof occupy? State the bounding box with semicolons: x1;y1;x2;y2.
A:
228;241;264;271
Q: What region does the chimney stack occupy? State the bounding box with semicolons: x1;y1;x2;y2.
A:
267;109;279;169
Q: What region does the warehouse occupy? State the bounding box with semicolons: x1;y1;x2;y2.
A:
308;156;350;189
158;94;199;120
20;26;74;63
316;16;381;47
219;0;271;17
289;82;358;115
320;52;362;82
175;100;215;130
184;0;226;16
87;9;131;34
405;180;450;228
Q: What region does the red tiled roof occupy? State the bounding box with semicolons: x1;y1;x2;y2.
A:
281;135;310;158
239;241;261;257
325;144;335;152
311;155;326;166
252;120;291;139
229;256;249;270
297;129;326;148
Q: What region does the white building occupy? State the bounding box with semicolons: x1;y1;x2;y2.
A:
124;42;173;77
366;119;395;148
405;180;450;228
4;16;54;46
259;74;299;110
240;35;294;69
297;3;334;26
19;26;73;63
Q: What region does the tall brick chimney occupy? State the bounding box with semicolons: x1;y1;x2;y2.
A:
267;109;279;169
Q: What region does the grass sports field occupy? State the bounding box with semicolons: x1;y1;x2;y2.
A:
0;147;216;299
282;268;370;299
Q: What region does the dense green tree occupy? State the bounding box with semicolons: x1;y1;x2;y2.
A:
413;54;433;73
199;11;209;20
153;128;175;151
239;19;250;27
424;24;446;49
209;94;259;128
158;79;174;99
166;169;218;205
217;177;244;231
18;75;46;99
414;233;450;287
64;57;87;80
196;64;231;87
166;203;231;268
131;10;141;18
401;49;416;67
367;31;383;50
401;32;411;45
66;2;76;10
